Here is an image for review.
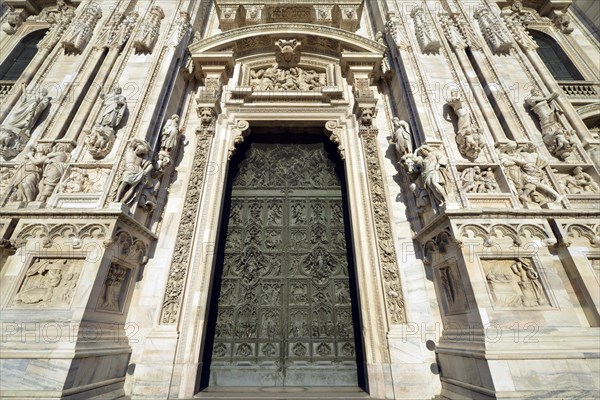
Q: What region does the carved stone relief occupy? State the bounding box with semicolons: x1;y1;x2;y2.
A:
10;258;82;308
555;167;600;195
497;141;561;206
228;120;250;159
0;85;51;161
249;64;326;91
474;6;514;55
446;89;484;160
526;89;576;160
61;3;102;54
460;166;499;193
85;85;127;159
58;167;110;194
324;120;345;160
97;263;131;312
482;258;550;308
115;138;155;206
133;6;165;54
11;142;71;204
438;264;468;315
410;7;441;54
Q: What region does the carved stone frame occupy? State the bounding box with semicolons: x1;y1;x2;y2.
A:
170;108;398;398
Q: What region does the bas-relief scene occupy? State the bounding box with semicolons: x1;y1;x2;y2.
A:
0;0;598;399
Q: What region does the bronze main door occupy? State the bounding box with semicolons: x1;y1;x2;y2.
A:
205;134;361;387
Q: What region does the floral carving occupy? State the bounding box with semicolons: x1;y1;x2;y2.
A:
160;128;213;324
362;134;406;323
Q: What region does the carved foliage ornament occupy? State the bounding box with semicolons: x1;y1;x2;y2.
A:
161;115;215;324
362;135;406;324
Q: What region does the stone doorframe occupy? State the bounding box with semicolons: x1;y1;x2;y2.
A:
159;25;407;399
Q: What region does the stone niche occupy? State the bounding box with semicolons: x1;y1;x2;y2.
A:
214;0;363;31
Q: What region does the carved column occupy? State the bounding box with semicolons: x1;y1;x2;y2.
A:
346;62;406;325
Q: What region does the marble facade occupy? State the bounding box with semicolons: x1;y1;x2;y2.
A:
0;0;598;399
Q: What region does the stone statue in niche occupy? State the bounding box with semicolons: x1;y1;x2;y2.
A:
410;7;440;54
160;115;182;153
37;0;76;49
133;6;165;54
461;166;498;193
38;143;71;202
390;118;412;158
98;264;128;312
402;145;450;208
115;138;154;206
101;11;139;50
12;144;49;202
559;167;600;194
12;259;80;308
497;141;561;205
138;150;171;211
446;89;484;160
61;3;102;54
249;64;325;91
484;258;547;308
275;38;301;66
86;85;127;159
0;85;50;161
526;89;576;160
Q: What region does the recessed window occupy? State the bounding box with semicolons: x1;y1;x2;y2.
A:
0;29;47;81
529;29;584;81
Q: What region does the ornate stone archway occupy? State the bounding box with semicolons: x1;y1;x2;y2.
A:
157;25;406;398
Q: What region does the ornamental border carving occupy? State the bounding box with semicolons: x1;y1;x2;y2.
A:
14;222;109;249
190;23;386;54
456;222;553;248
361;133;406;324
160;131;213;325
